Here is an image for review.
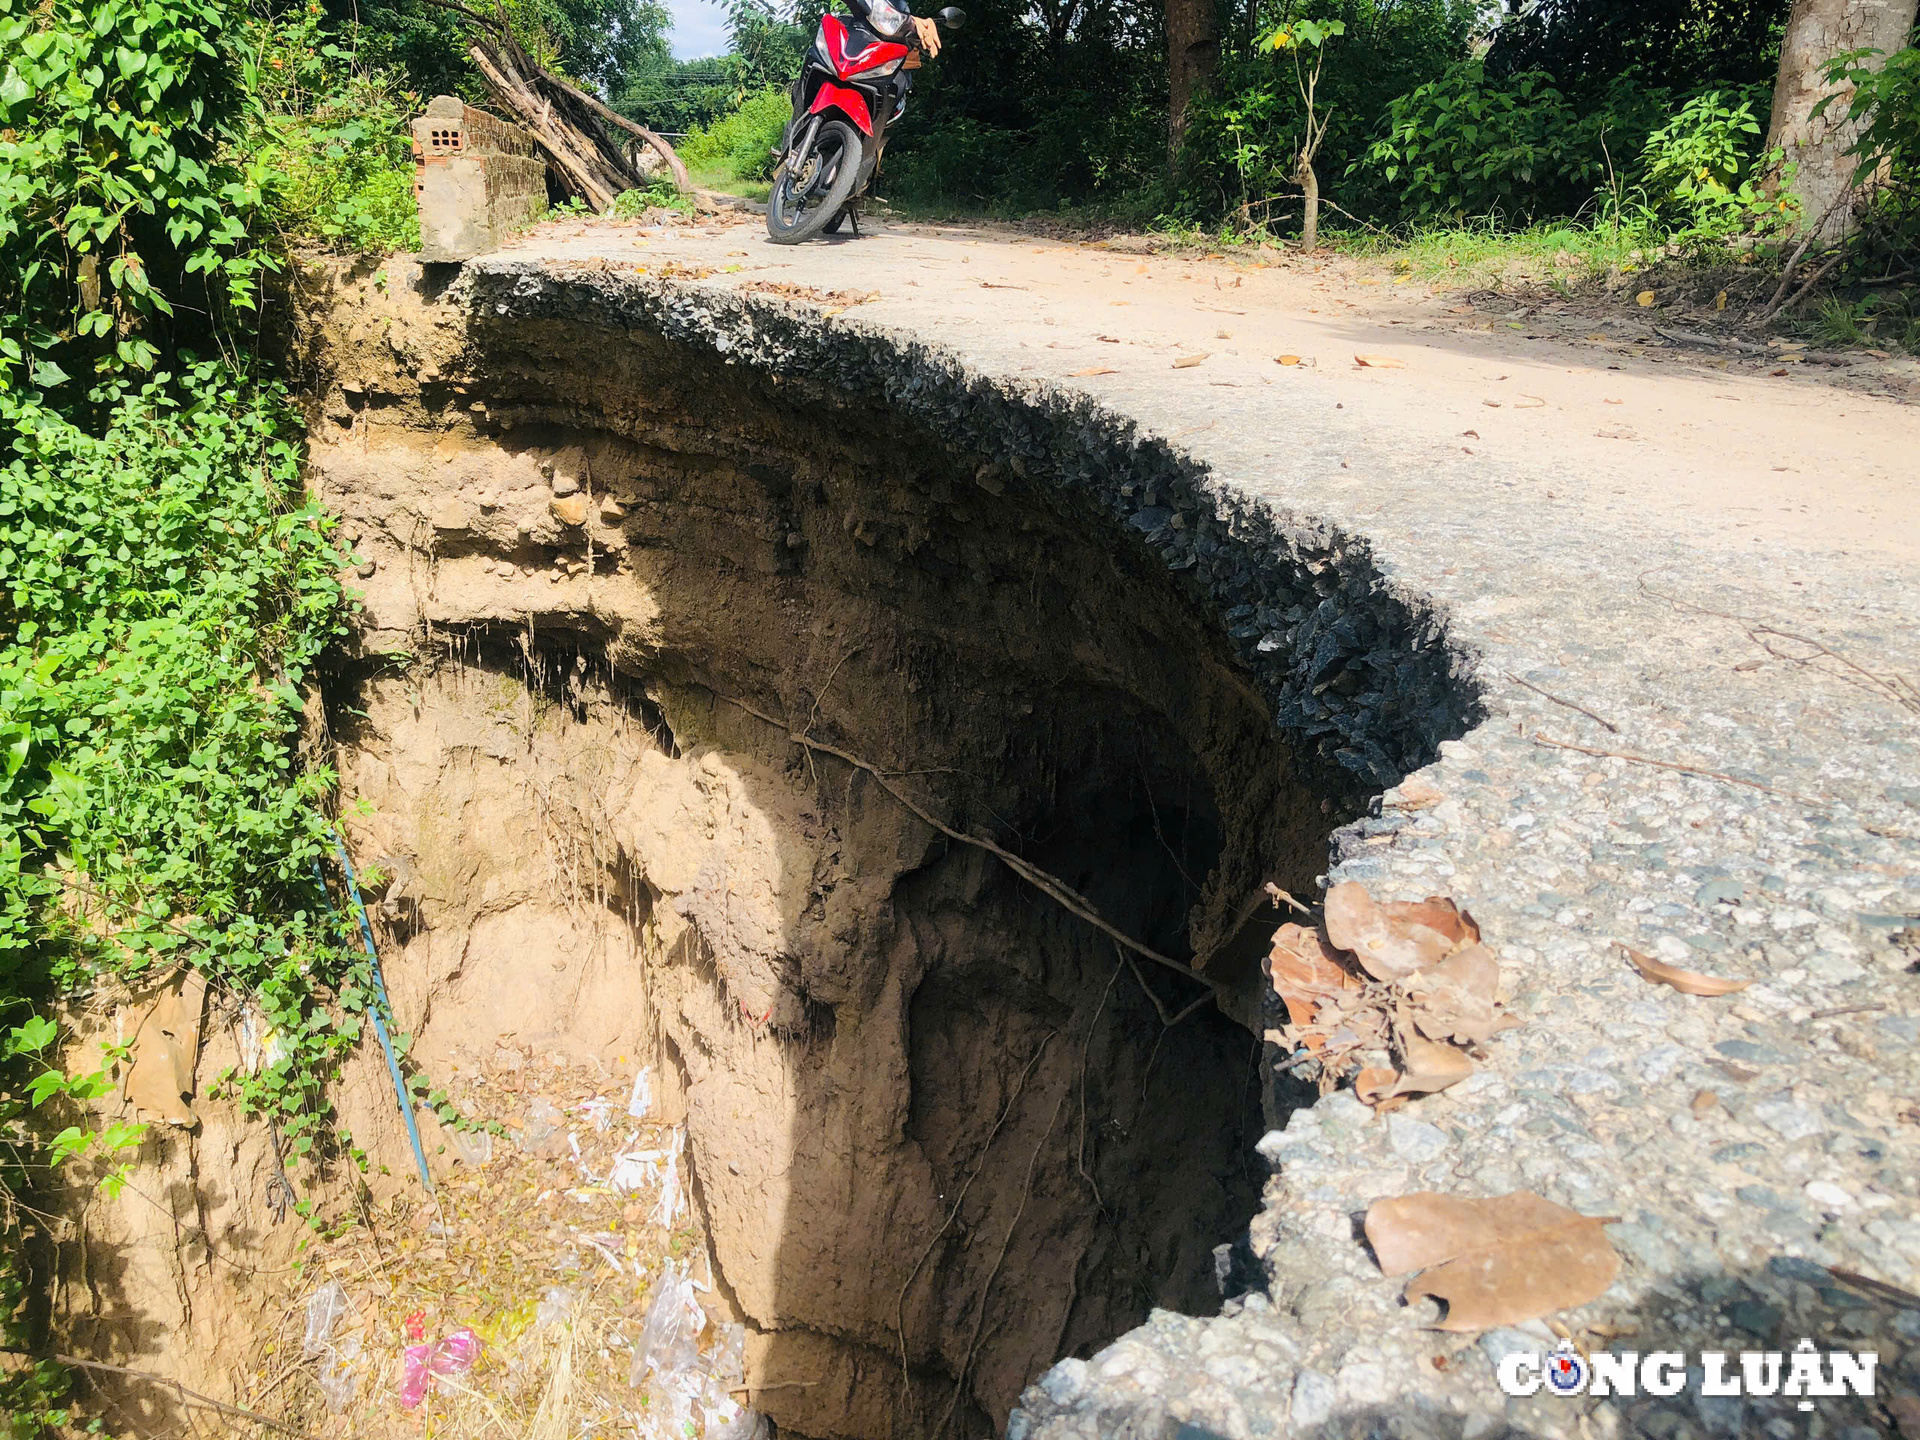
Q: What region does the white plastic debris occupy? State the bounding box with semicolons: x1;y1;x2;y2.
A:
629;1260;704;1390
628;1065;653;1119
303;1281;352;1357
302;1282;358;1415
650;1127;686;1228
580;1096;615;1132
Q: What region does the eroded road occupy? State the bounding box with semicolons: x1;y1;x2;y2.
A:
437;214;1920;1439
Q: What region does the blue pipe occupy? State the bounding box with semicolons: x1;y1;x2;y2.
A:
314;835;435;1196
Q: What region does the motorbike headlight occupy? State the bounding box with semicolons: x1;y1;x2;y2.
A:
865;0;909;37
868;55;903;76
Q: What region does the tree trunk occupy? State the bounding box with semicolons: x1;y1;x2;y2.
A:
1165;0;1220;160
1764;0;1918;240
1298;154;1319;251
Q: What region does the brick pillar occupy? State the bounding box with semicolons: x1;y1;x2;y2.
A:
412;96;550;263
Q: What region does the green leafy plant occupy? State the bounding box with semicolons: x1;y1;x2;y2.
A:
1814;42;1920;267
1360;61;1606;223
1259;17;1345;249
230;2;424;254
679;86;793;186
610;178;697;218
0;0;275;388
1634;87;1774;241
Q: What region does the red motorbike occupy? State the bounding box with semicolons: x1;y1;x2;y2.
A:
765;0;965;243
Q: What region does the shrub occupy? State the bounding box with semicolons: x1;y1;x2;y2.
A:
231;2;424;254
1633;87;1772;239
680;87;792;183
610;178;697;217
1360;61;1605;222
1817;42;1920;262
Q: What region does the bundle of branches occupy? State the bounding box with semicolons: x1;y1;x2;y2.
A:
426;0;689;208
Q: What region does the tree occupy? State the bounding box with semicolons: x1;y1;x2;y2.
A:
1167;0;1221;156
1259;16;1343;248
1764;0;1918;238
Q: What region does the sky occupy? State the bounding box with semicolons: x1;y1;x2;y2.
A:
667;0;732;59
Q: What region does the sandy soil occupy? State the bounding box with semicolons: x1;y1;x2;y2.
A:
501;211;1920;562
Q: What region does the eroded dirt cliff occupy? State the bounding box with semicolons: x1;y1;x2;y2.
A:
291;257;1335;1437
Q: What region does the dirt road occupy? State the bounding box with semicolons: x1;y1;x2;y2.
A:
509;211;1920;561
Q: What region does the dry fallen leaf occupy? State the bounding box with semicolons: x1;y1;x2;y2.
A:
1268;922;1362;1031
1276;354;1302;366
125;970;207;1128
1354;354;1405;369
1173;353;1209;368
1325;883;1474;981
1366;1191;1621;1331
1389;776;1444;809
1635;290;1656;307
1071;366;1119;377
1405;943;1515;1046
1359;1035;1476;1106
1621;944;1752;996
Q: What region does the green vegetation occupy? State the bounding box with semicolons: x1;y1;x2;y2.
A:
0;0;435;1422
679;85;791;187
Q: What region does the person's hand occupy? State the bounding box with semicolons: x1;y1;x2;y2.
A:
912;14;941;56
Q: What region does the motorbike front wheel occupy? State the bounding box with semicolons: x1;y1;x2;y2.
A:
766;119;862;245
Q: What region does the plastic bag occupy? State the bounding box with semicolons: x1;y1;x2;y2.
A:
516;1096;563;1153
709;1406;770;1440
628;1261;703;1390
303;1281;352;1358
301;1283;358;1415
628;1065;653;1119
535;1286;575;1331
397;1327;482;1409
316;1335;361;1415
650;1127;685;1228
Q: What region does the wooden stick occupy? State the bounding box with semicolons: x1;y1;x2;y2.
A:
1505;672;1619;733
1;1351;305;1436
542;72;690;191
468;45;618;210
1531;732;1825;807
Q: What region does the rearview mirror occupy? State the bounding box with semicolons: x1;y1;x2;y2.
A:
938;6;966;28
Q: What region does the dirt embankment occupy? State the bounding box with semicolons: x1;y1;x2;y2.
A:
298;260;1347;1437
12;253;1393;1438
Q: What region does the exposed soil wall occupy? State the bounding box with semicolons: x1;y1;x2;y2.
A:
304;271;1344;1436
32;256;1478;1438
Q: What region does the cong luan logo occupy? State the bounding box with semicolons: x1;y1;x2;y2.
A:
1498;1339;1877;1411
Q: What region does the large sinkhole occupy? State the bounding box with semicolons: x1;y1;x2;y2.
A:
307;278;1469;1439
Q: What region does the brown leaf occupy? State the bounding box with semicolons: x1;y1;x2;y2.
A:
1365;1191;1621;1332
1358;1037;1475;1107
1406;943;1513;1045
1621;944;1752;996
1071;366;1119;377
1354;1066;1403;1106
125;970;207;1128
1324;882;1472;981
1172;353;1209;368
1267;922;1362;1029
1354;354;1405;368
